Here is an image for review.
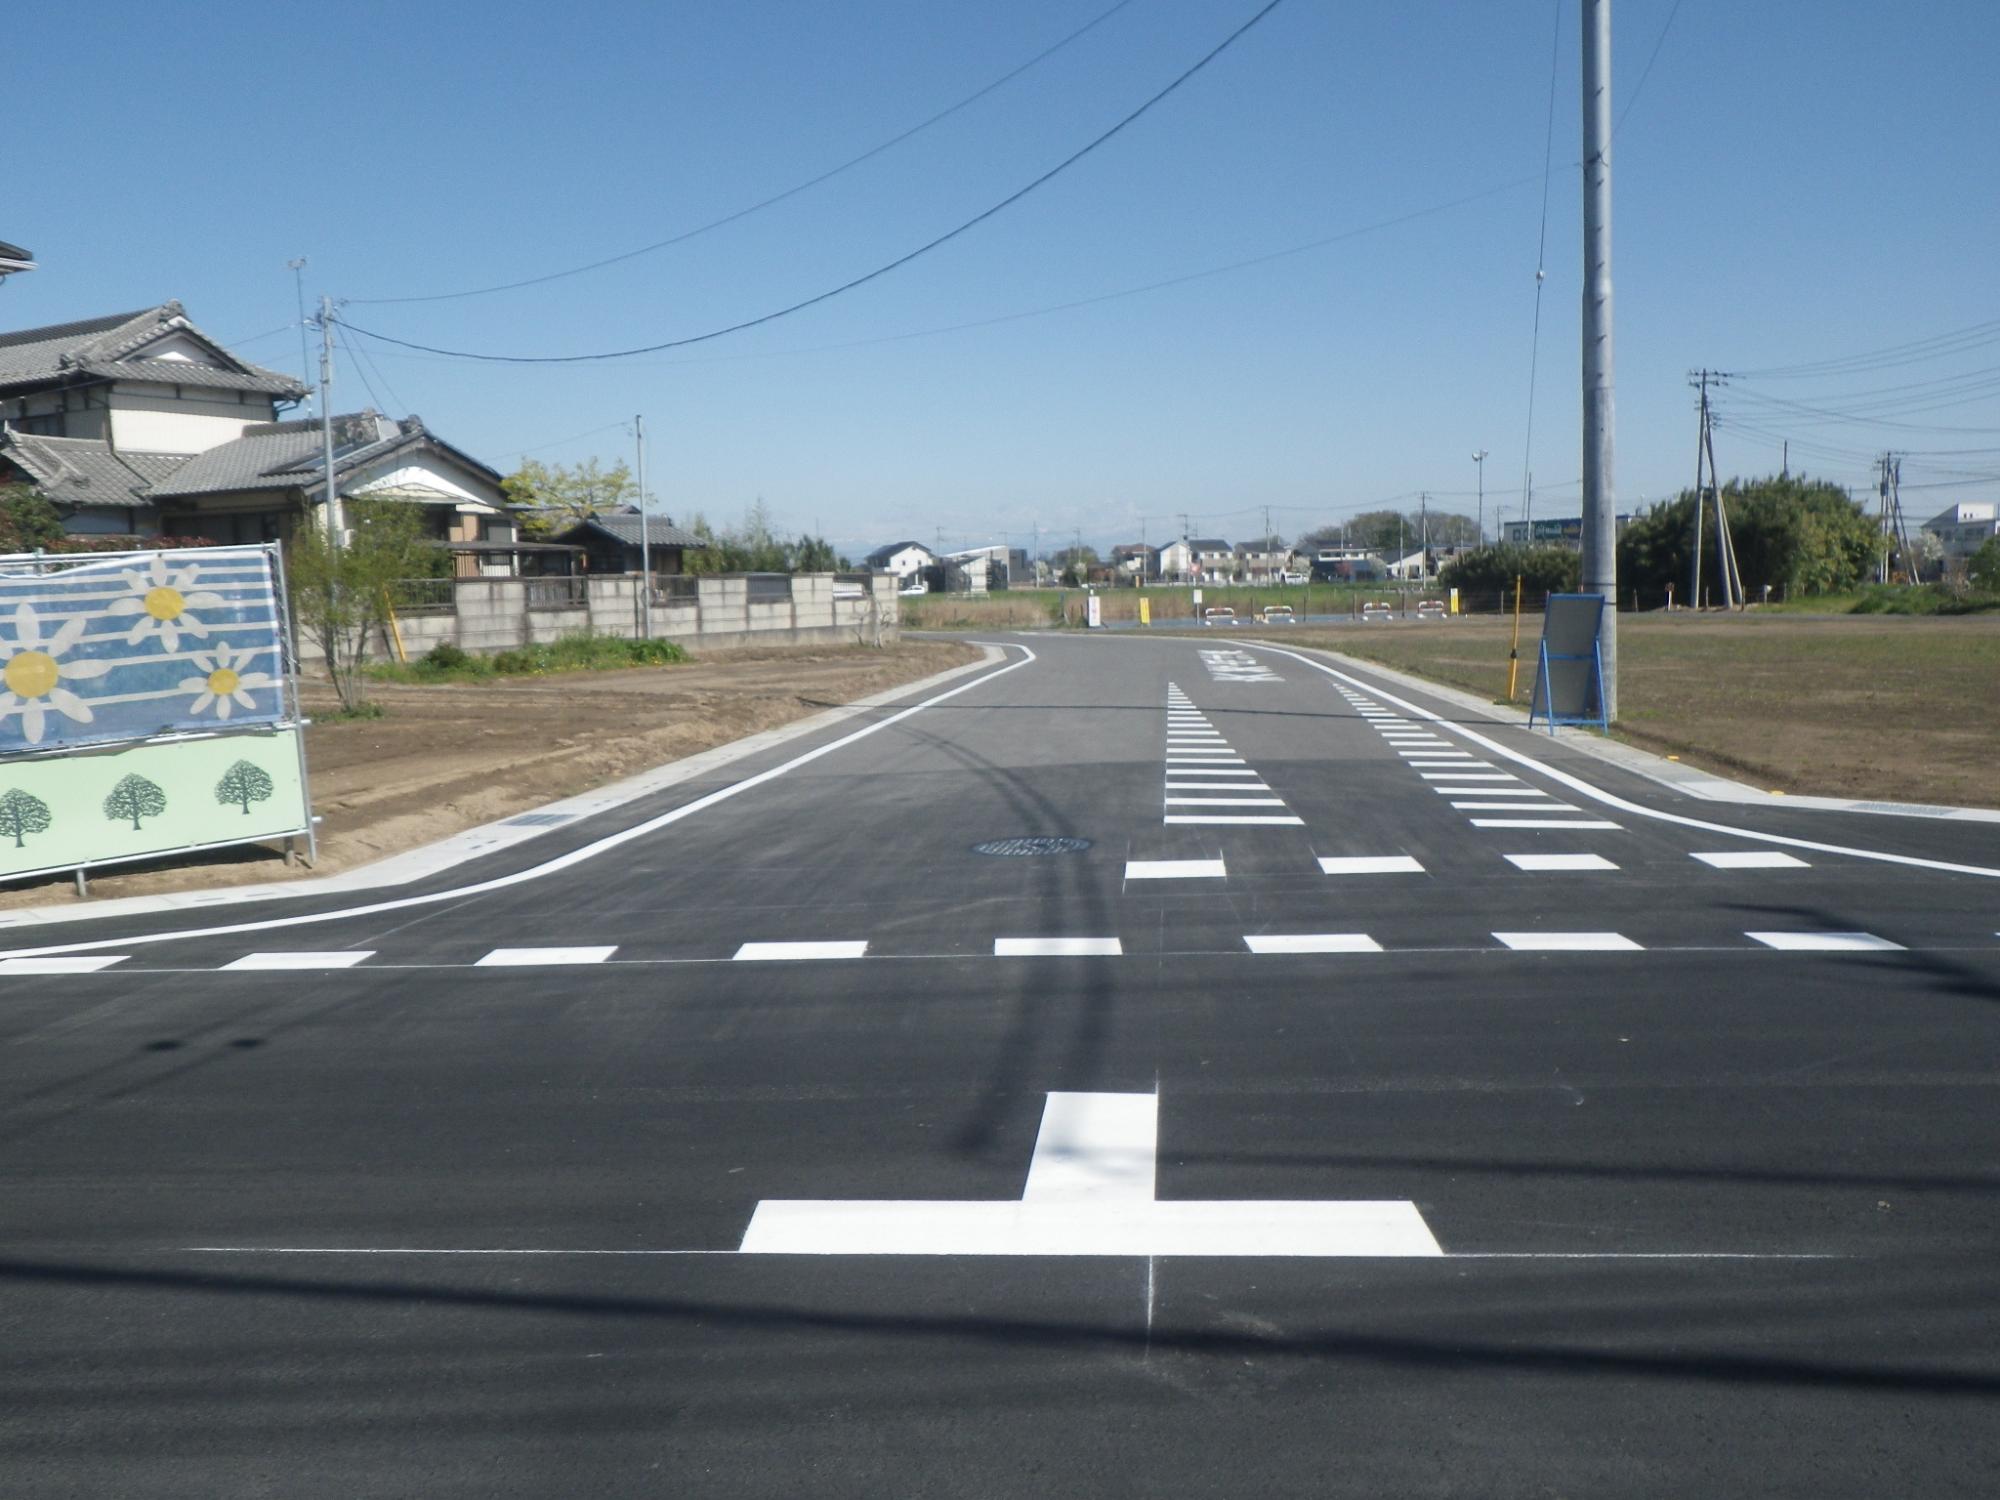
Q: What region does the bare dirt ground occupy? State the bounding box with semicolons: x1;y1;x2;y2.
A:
1268;612;2000;810
4;641;980;909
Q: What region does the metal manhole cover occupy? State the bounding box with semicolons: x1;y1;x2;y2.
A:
971;836;1093;857
503;812;575;828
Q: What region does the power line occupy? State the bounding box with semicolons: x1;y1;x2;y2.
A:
1612;0;1684;137
339;0;1289;364
347;1;1139;307
1732;316;2000;380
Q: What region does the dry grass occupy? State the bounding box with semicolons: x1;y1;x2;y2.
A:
1265;613;2000;810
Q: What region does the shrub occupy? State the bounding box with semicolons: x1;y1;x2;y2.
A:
424;641;472;670
490;648;542;675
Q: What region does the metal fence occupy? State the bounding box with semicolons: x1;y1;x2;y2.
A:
388;577;457;612
654;574;699;604
525;576;588;610
744;573;793;603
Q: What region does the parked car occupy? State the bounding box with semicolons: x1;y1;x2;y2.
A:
1260;605;1296;624
1203;606;1237;626
1279;570;1308;585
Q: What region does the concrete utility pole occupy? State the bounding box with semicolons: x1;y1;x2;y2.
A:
288;258;312;416
317;296;342;542
1472;450;1488;543
635;414;652;638
1579;0;1618;718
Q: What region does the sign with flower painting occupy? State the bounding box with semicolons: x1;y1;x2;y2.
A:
0;543;312;881
0;545;289;756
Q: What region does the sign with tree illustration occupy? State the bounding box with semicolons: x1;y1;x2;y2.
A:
0;542;313;884
0;730;308;883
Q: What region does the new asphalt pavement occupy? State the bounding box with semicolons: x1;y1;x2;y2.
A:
2;632;1996;1495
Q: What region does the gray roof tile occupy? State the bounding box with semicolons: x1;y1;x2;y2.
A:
0;302;306;399
0;431;187;509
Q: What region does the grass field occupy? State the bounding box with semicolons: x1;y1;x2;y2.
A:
1245;612;2000;810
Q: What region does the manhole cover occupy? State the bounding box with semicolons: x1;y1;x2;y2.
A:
971;836;1093;857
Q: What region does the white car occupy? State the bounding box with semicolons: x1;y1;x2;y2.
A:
1203;606;1237;627
1260;605;1296;624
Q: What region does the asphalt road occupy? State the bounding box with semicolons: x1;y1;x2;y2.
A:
3;633;1996;1496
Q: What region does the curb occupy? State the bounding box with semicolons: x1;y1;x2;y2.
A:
1250;636;2000;826
0;645;1007;932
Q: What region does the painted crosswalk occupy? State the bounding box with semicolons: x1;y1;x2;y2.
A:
1161;683;1304;826
0;921;1950;975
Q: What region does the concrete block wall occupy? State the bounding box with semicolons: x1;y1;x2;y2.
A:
301;572;905;663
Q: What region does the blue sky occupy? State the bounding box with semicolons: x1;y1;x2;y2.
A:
8;0;1998;557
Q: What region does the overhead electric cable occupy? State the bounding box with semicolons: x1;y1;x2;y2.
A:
1733;317;2000;380
1613;0;1683;137
339;0;1289;363
348;0;1139;307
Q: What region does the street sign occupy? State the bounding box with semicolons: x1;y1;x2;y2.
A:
1529;593;1609;734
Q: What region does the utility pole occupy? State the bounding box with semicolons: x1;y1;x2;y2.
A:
634;414;651;637
1580;0;1617;718
1472;450;1488;543
1419;492;1430;579
317;296;342;541
288;258;312;415
1688;369;1741;609
1877;452;1909;583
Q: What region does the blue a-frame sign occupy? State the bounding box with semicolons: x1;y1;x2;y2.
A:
1528;593;1610;735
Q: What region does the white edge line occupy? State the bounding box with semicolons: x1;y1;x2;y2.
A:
2;646;1042;958
1239;642;2000;879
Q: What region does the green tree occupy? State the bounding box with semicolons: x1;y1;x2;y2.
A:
1968;536;2000;592
502;458;639;536
102;773;167;830
215;760;275;815
790;535;838;572
1619;475;1880;601
0;788;51;848
287;498;433;713
0;484;66;553
1438;544;1580;601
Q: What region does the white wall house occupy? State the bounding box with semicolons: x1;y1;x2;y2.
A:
0;303;511;551
1923;501;1999;559
864;541;937;582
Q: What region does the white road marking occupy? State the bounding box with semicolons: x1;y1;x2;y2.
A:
1504;854;1619;872
1163;767;1260;776
995;937;1124;957
1745;931;1905;952
1432;787;1548;797
1164;796;1287;806
1420;771;1519;781
738;1091;1442;1257
1693;851;1810;869
1240;643;2000;880
475;946;618;966
1245;933;1384;953
0;955;128;974
3;645;1046;960
1165;780;1271;790
222;951;374;970
733;941;869;961
1454;800;1579;811
1493;932;1642;951
1125;859;1227;880
1164;814;1305;826
1471;818;1623;829
1318;855;1425;875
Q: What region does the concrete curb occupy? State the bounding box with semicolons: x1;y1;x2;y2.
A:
0;645;1007;932
1253;636;2000;826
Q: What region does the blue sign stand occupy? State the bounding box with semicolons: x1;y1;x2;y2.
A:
1528;593;1610;736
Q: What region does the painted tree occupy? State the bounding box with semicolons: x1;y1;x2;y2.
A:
0;788;52;849
103;773;168;830
215;760;274;815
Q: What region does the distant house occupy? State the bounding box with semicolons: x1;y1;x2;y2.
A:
864;540;936;583
1923;501;1998;560
1234;541;1288;583
552;513;707;576
1110;543;1158;581
0;239;33;281
0;302;513;553
945;543;1020;591
1188;538;1234;580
